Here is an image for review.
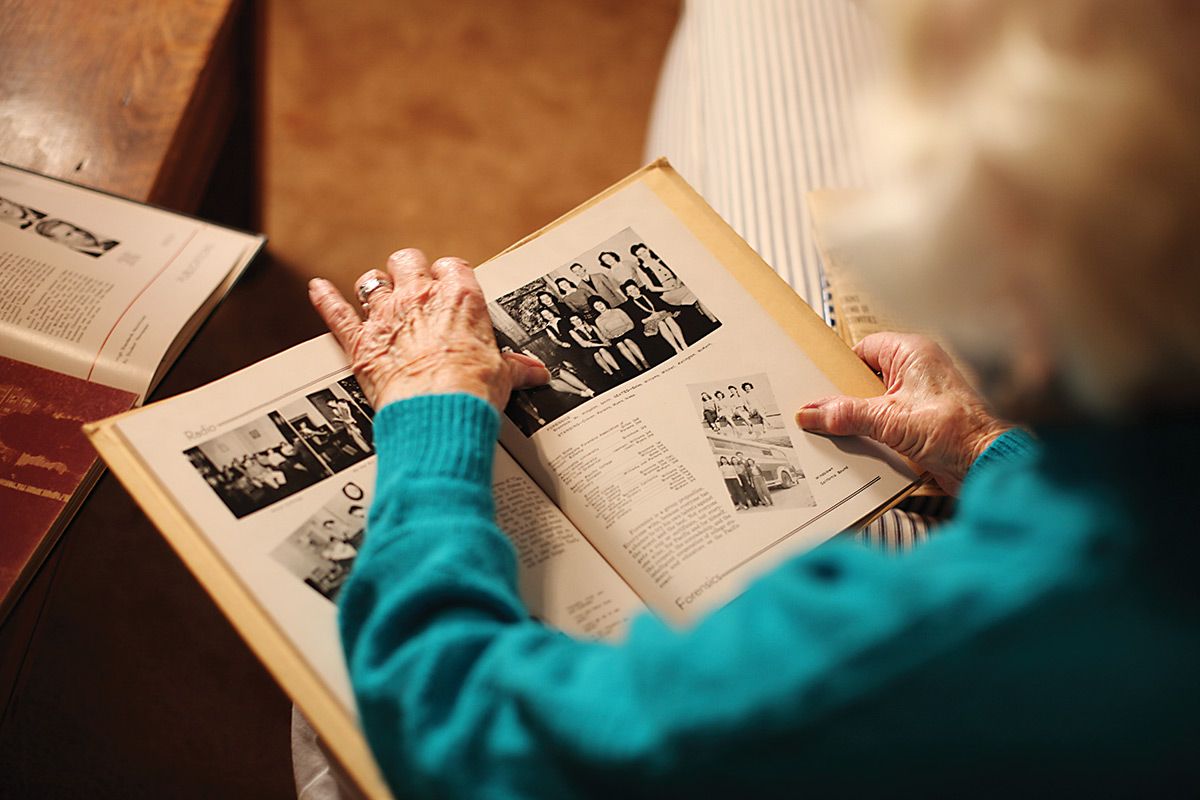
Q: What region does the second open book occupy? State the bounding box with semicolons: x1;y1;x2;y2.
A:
87;161;918;799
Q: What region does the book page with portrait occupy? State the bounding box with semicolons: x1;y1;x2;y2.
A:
476;162;918;627
0;162;264;400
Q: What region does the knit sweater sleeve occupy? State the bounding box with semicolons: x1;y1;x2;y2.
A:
969;427;1039;475
340;396;1067;798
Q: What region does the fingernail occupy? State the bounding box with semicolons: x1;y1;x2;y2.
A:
511;352;546;368
795;407;820;428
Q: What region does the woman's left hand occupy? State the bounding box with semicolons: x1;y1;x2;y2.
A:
796;332;1011;494
308;248;550;411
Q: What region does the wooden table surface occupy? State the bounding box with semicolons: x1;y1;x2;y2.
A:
0;0;243;210
0;2;298;796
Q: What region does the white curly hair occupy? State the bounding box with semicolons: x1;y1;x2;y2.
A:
837;0;1200;420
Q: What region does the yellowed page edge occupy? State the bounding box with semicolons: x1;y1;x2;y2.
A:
641;165;886;400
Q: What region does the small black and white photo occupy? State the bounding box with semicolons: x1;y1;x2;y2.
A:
184;377;375;518
270;482;370;602
688;374;816;513
301;386;375;471
0;194;47;230
337;375;375;420
184;411;331;519
32;217;119;257
489;227;722;435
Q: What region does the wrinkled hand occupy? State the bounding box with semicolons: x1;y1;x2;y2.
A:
308;249;550;411
795;333;1012;494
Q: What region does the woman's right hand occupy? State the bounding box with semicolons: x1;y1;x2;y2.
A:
795;333;1012;494
308;249;549;412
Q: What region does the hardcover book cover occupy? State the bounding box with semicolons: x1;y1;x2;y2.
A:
0;355;137;621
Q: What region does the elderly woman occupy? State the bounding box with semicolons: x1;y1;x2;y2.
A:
304;1;1199;796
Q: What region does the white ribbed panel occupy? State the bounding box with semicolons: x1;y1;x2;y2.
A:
647;9;949;551
645;0;876;309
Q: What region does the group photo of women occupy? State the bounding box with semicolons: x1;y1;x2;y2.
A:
692;374;816;514
716;453;774;510
487;231;722;435
698;380;780;439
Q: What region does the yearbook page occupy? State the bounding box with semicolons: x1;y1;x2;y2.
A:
477;163;918;625
101;336;644;716
493;446;647;640
90;161;921;800
0;162;264;400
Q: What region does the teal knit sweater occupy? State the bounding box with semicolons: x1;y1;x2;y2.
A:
340;394;1200;798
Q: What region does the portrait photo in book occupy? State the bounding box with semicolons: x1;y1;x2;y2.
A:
488;227;722;436
271;479;372;602
33;218;119;257
688;373;816;513
183;377;375;519
0;194;46;230
0;192;120;256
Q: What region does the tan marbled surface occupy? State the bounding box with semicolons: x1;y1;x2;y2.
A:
264;0;681;299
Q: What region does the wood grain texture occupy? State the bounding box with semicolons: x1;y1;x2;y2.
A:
264;0;682;298
0;0;241;209
0;3;682;796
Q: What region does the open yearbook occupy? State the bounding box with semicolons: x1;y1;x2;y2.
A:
87;161;919;800
0;161;265;622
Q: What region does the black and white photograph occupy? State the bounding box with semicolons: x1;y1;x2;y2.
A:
184;377;375;518
32;217;119;257
303;386;375;469
271;482;370;602
489;227;722;435
0;193;121;254
337;375;374;419
688;373;816;513
0;194;46;230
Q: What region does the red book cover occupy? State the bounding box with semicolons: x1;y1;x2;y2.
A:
0;355;137;621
